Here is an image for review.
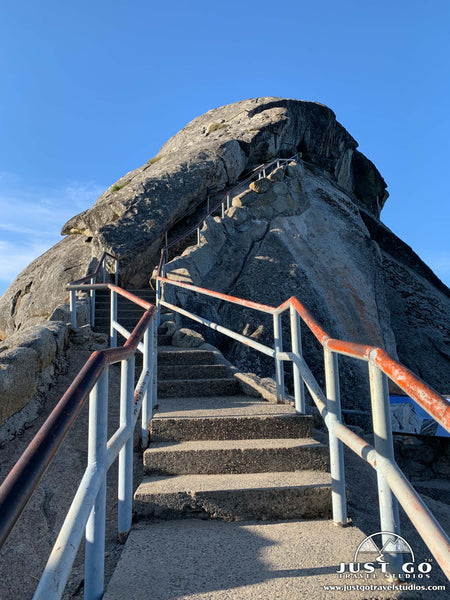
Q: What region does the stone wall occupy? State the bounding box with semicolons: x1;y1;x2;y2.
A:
0;296;90;441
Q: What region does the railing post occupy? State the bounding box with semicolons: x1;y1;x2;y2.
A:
165;231;168;247
141;323;154;447
70;290;77;327
273;313;285;402
84;368;108;600
114;259;119;285
226;193;230;210
324;347;347;527
156;277;161;328
152;315;158;410
118;355;134;543
90;277;96;327
102;258;106;283
369;362;402;576
221;202;225;218
197;227;200;245
289;305;305;413
110;289;117;348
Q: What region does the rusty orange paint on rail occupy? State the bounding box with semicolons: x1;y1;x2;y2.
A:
373;348;450;431
159;277;450;433
157;276;276;313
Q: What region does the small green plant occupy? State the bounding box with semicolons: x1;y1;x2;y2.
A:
146;155;163;165
110;181;129;193
208;122;228;134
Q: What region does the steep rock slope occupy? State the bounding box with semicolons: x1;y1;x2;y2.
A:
0;98;386;337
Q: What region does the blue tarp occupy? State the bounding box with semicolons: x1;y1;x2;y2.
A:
390;395;449;438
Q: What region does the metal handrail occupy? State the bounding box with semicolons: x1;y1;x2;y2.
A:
156;273;450;579
163;155;297;253
0;285;157;599
81;156;295;285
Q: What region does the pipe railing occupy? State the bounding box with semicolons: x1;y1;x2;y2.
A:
69;155;295;319
69;252;119;327
0;286;157;600
162;155;297;258
156;273;450;579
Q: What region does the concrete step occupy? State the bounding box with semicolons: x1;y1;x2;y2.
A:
158;378;239;398
157;348;216;366
143;438;328;475
151;409;312;443
134;470;332;521
158;364;228;381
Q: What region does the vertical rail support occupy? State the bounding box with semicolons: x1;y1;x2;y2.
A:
165;231;168;247
152;316;158;410
114;259;119;285
207;195;210;214
156;276;161;327
324;347;347;526
141;324;153;447
273;312;285;402
289;305;305;413
277;159;280;168
70;289;77;327
226;193;230;210
110;289;118;349
369;361;402;576
102;258;106;283
84;368;108;600
221;202;225;218
90;277;96;327
197;227;201;245
118;355;135;543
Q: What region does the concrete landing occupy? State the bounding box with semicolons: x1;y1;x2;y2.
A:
103;519;407;600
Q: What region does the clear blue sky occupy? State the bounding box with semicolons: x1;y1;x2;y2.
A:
1;0;449;296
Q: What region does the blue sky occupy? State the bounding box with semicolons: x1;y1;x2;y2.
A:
1;0;449;296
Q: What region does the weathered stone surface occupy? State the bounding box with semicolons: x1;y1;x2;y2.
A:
172;328;205;348
0;347;39;425
0;235;93;338
0;319;72;427
1;98;387;338
3;324;57;369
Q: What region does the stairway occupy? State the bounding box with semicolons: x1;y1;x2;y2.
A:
93;287;157;336
134;346;332;521
94;289;332;519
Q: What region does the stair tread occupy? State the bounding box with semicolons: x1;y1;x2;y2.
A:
159;377;236;384
146;438;325;452
153;395;298;417
136;470;331;495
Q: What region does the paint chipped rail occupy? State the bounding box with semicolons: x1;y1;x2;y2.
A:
0;286;157;599
156;273;450;579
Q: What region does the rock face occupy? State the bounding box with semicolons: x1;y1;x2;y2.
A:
162;159;450;403
0;98;386;337
0;97;448;420
0;235;93;339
